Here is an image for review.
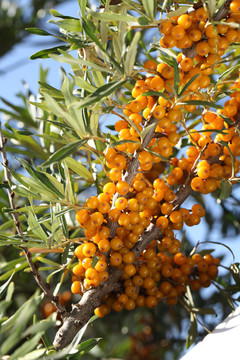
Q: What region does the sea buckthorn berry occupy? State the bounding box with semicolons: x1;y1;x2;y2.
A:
174;252;187;266
144;59;158;70
76;209;90;226
170;211;182;224
91;212;104;227
153;106;166;120
197;260;209;273
168;108;182;122
108;209;121;222
160;281;172;295
145;296;157;308
71;281;82;294
98;239;110;252
159;20;173;35
110;237;123;251
125;299;136;311
115;197;128;210
156;216;169;229
150;75;165;91
192;204;206;217
103;183;116;197
73;263;85;277
192;253;203;263
98;201;110;214
115;120;128;132
74;244;84;259
124;264;137;277
109;168;122;181
86;196;99;209
208;264;218;278
82;242;96;257
196;41;210;56
189;29;202;42
95;260;107;272
110;252;123;266
226;29;239;43
161;202;173;215
171;25;186;40
196;7;208;21
191;177;204;192
128;198;140;211
138;150;152;164
85;268;99;281
180;57;194;72
99;271;109;282
113;155;127;170
230;0;240;12
177;14;192;29
118;213;131;227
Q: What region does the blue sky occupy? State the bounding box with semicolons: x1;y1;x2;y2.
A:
0;0;78;105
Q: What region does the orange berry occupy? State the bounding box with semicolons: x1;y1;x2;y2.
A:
76;209;90;226
144;59;158;70
110;252;123;266
71;281;82;294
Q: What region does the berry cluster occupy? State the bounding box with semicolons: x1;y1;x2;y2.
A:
69;1;240;318
94;251;220;318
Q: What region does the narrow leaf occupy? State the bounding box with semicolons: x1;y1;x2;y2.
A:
42;139;88;168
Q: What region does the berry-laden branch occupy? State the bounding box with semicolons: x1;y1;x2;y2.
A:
54;0;240;349
0;122;66;314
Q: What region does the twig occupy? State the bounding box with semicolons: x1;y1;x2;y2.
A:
0;122;65;314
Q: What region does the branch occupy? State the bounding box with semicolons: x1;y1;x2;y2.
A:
0;122;65;314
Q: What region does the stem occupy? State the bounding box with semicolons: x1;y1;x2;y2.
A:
0;122;65;314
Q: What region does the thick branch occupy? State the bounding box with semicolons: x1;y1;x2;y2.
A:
53;267;122;348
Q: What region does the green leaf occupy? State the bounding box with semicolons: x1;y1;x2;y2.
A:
82;18;121;72
142;91;171;101
18;159;64;199
76;79;126;109
25;28;52;36
215;64;240;86
27;209;48;243
208;0;217;17
179;75;200;98
219;179;232;200
16;349;46;360
39;82;64;99
166;6;191;18
30;45;70;60
50;52;110;73
10;333;44;360
49;19;82;32
42;139;88;168
91;255;99;269
72;75;96;93
219;140;235;178
88;10;138;24
142;0;156;19
173;59;179;97
186;313;197;349
125;32;141;76
50;9;78;19
65;157;93;181
179;100;223;109
192;307;217;315
0;275;14;297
